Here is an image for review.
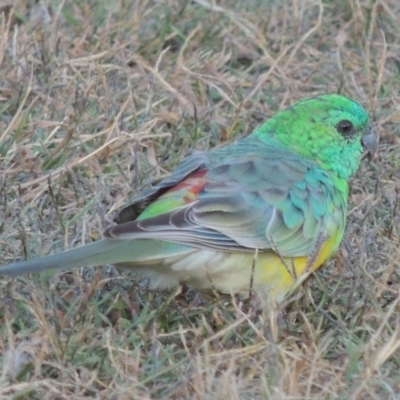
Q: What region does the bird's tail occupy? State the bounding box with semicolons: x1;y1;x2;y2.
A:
0;239;192;276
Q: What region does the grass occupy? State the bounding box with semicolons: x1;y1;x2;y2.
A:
0;0;400;398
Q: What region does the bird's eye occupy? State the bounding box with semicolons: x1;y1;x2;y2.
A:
336;120;354;136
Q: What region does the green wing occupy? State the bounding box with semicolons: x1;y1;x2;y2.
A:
115;152;210;223
107;138;347;257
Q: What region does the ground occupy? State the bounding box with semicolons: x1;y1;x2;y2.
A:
1;0;400;399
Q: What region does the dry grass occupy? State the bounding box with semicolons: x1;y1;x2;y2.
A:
0;0;400;398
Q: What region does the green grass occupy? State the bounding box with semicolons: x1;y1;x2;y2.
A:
1;0;400;398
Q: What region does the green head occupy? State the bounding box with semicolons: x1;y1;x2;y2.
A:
254;94;376;180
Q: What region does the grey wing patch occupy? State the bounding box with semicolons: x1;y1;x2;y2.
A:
107;149;344;258
191;155;342;257
105;205;250;252
115;152;210;223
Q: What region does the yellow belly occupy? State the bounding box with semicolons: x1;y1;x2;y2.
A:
128;231;342;302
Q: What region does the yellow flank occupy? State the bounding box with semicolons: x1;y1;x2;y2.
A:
253;230;343;300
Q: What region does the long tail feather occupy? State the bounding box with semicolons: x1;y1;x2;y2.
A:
0;239;193;276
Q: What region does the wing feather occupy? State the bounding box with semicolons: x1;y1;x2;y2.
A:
106;137;346;258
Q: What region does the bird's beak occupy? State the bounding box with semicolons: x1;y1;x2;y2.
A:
361;126;377;153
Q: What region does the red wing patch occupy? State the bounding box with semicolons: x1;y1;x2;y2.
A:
166;170;208;204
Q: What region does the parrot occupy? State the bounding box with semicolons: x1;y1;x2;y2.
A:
0;94;377;301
